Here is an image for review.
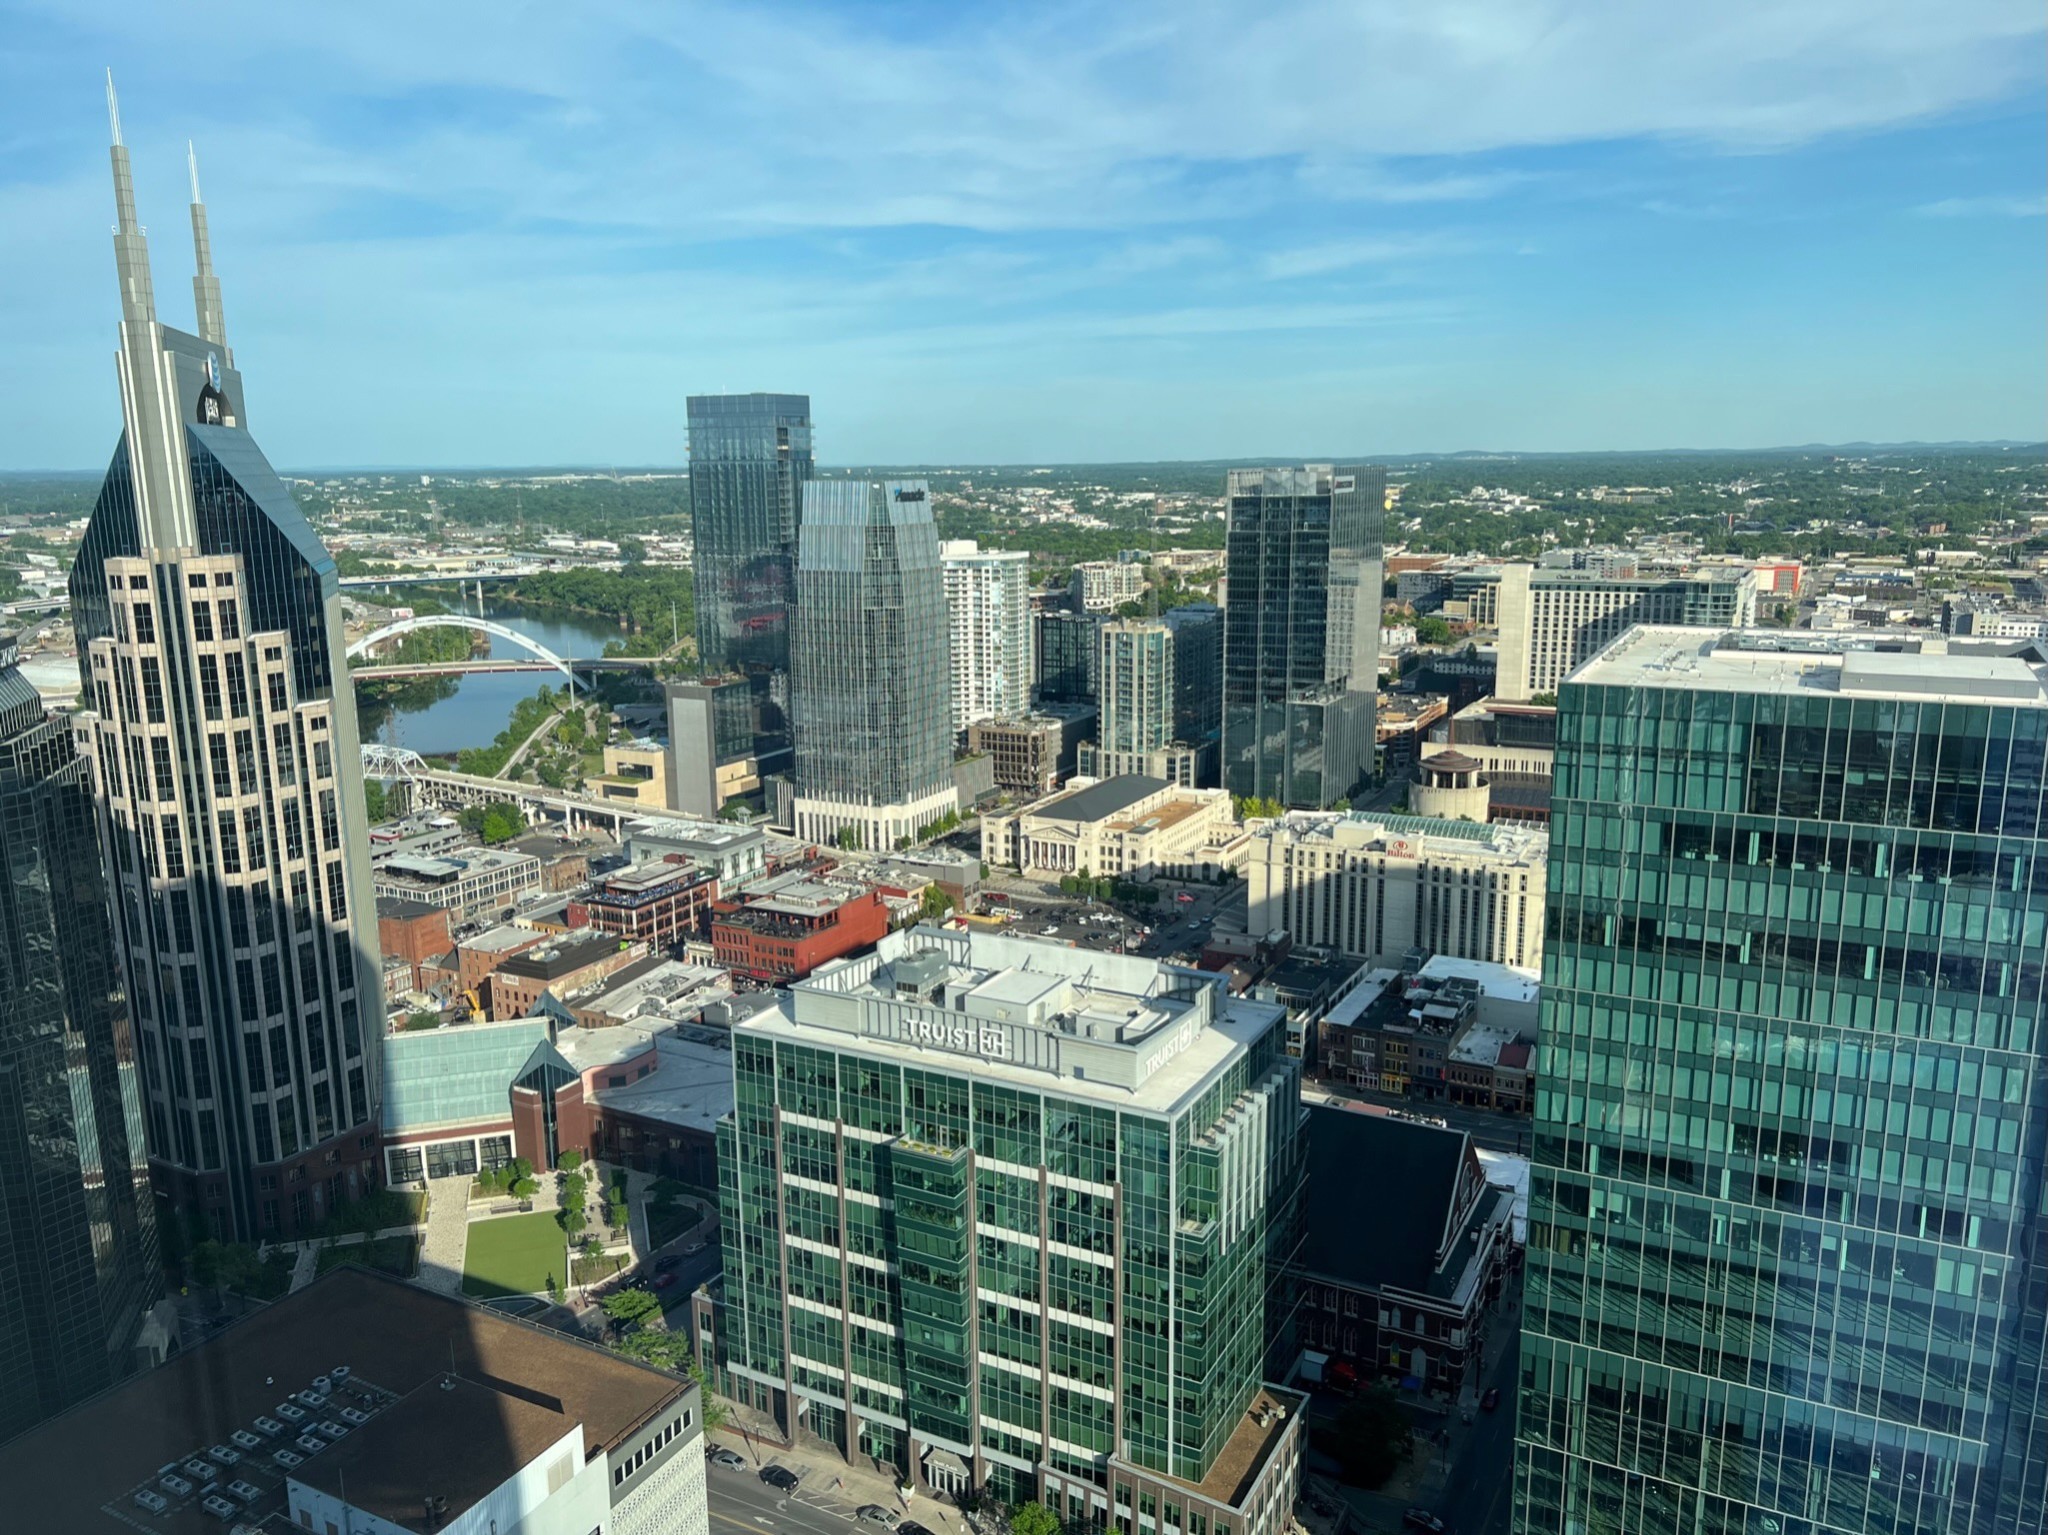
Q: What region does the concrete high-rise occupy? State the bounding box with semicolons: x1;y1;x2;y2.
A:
1518;628;2048;1535
699;925;1307;1531
70;94;383;1240
791;481;958;850
0;635;160;1442
941;540;1031;737
1221;466;1384;808
1085;619;1198;783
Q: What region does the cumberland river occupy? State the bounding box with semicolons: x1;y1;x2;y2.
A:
356;599;627;756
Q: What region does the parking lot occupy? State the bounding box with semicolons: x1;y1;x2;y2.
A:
978;878;1245;965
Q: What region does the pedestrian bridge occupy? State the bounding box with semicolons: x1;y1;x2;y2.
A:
346;614;577;683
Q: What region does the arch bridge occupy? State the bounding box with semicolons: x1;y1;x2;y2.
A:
346;614;579;689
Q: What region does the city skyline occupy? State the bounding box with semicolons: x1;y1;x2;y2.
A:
1;4;2041;471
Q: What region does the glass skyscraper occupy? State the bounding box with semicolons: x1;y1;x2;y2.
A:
688;393;814;675
790;480;958;850
1220;466;1385;808
1519;627;2048;1535
702;925;1307;1533
0;635;160;1443
69;103;384;1241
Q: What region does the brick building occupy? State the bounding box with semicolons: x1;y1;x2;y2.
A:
376;897;452;991
570;860;720;953
710;875;890;981
489;932;646;1020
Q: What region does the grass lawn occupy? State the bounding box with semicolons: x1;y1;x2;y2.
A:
462;1213;568;1300
647;1198;702;1249
318;1235;419;1279
572;1252;626;1287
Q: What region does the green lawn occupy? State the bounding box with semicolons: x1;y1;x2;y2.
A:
462;1213;568;1299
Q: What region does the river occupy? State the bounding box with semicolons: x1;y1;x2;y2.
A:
356;598;628;756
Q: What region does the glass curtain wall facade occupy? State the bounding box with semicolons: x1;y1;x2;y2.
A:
709;928;1306;1529
0;637;159;1442
1221;467;1385;808
69;119;383;1242
1037;612;1107;706
791;481;957;850
1518;628;2048;1535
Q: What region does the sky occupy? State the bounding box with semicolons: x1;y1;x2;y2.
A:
1;0;2042;471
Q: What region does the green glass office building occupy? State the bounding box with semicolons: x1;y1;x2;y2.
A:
1519;629;2048;1535
702;926;1307;1535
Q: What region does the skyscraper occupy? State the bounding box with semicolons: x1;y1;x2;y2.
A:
70;93;384;1240
1221;466;1385;808
1163;600;1224;760
688;393;814;676
1519;627;2048;1535
0;635;159;1442
790;480;958;849
701;925;1307;1530
1084;618;1198;782
1035;610;1106;705
940;540;1031;737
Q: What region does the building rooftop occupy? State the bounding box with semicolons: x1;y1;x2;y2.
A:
382;1019;550;1133
376;895;443;922
294;1375;575;1534
463;922;548;956
625;813;762;850
1573;626;2048;707
1253;809;1547;864
744;925;1285;1114
1448;1019;1520;1068
1150;1385;1306;1507
571;956;731;1025
1414;953;1540;1004
0;1268;685;1535
586;1028;736;1135
1030;773;1170;823
496;932;629;981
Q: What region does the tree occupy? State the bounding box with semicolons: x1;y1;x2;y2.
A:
1010;1504;1062;1535
602;1288;661;1328
557;1148;584;1172
1414;614;1455;646
363;778;389;824
546;1273;563;1306
920;885;956;920
401;1010;441;1032
1331;1385;1412;1489
836;825;860;850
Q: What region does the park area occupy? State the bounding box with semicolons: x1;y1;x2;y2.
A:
461;1212;568;1300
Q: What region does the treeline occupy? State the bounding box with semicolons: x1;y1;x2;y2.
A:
501;568;694;653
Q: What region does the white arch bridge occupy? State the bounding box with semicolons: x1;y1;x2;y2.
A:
347;614;579;686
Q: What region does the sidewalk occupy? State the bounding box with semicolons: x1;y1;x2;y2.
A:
415;1177;471;1294
712;1403;935;1522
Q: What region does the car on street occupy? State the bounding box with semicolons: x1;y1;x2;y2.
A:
759;1465;801;1492
1175;892;1196;903
1402;1511;1448;1534
857;1507;899;1526
897;1522;934;1535
655;1272;679;1288
1480;1386;1501;1411
683;1240;707;1255
707;1447;748;1471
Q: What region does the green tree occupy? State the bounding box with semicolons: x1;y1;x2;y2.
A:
836;826;860;850
920;885;956;920
400;1010;440;1032
1414;614;1455;646
1010;1503;1062;1535
1331;1385;1412;1489
546;1273;563;1306
363;778;389;824
459;801;529;845
602;1288;662;1328
557;1149;584;1172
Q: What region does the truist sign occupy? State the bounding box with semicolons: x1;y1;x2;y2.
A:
904;1016;1014;1060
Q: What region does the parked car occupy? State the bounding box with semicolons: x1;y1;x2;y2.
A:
683;1240;707;1255
707;1447;748;1471
1402;1512;1447;1534
655;1272;679;1289
759;1465;801;1493
898;1522;935;1535
857;1507;900;1527
1480;1386;1501;1411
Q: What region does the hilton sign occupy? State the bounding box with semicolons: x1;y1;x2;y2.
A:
904;1016;1014;1060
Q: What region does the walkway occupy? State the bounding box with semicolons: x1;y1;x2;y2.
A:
501;707;568;776
414;1177;472;1295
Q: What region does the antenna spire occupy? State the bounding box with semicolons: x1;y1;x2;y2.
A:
105;69;122;147
187;141;228;349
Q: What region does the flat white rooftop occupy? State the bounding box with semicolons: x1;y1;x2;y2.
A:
1572;626;2048;707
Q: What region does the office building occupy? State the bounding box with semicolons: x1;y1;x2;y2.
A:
368;838;544;921
700;925;1307;1534
688;392;812;677
1036;610;1107;704
968;705;1097;796
1244;812;1547;970
981;776;1245;885
0;635;160;1442
666;674;773;819
70;105;382;1239
1070;559;1147;612
1221;466;1385;808
1164;602;1224;758
1090;618;1181;779
1490;563;1759;701
0;1268;709;1535
791;480;958;849
942;540;1032;736
1517;628;2048;1535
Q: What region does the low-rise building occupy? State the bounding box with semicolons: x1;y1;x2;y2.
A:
981;774;1244;883
381;1017;551;1180
377;896;452;991
564;956;733;1031
571;859;721;951
711;874;891;981
457;922;550;995
1295;1105;1518;1402
0;1269;708;1535
1310;955;1537;1104
490;931;645;1020
1069;559;1147;611
556;1021;732;1187
369;838;545;920
1245;812;1547;970
968;705;1096;795
590;740;672;807
508;829;594;891
626;814;769;889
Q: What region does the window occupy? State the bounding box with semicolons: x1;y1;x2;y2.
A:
218;598;241;638
140;656;166;722
267;671;288;713
313;740;333;780
318;789;339;851
224;654;250;718
217;810;241;872
274;722;298;785
198;655;223;720
133;601;154;642
283;802;305;861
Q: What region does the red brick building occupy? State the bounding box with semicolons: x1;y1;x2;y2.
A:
568;859;719;953
376;897;452;991
489;932;645;1020
711;876;890;981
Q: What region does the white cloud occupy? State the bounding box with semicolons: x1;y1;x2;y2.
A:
1262;235;1474;279
1914;195;2047;217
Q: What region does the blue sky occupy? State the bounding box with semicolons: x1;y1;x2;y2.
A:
2;0;2042;469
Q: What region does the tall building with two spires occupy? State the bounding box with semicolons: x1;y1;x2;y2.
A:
69;83;384;1241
